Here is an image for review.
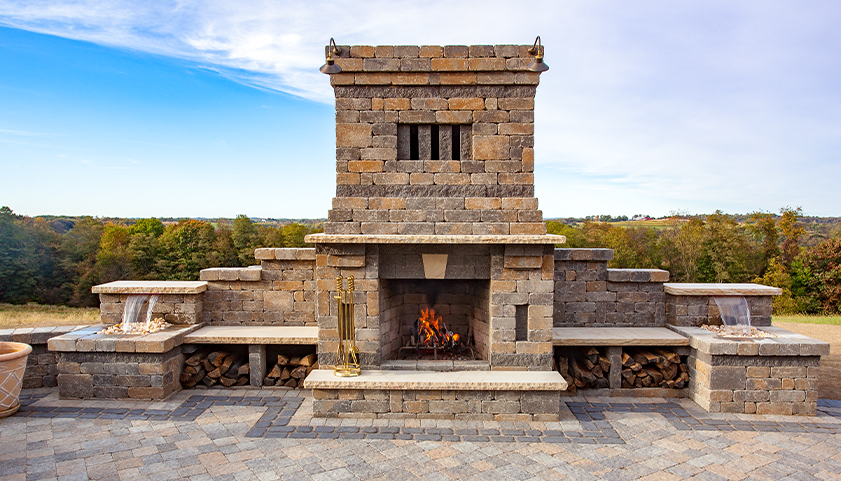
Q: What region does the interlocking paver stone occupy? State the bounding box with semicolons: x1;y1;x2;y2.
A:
3;389;841;480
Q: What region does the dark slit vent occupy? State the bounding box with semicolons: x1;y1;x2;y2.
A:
515;304;528;342
409;125;419;160
431;125;439;160
452;125;461;161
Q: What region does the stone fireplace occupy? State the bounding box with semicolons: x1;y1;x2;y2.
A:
305;43;563;374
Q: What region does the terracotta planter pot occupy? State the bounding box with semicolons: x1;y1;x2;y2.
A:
0;342;32;418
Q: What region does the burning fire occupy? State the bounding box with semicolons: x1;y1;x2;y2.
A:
415;307;459;348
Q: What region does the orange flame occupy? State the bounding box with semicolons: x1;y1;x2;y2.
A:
417;307;458;348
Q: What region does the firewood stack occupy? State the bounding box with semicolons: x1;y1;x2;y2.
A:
555;347;610;390
181;350;250;388
263;353;318;388
621;348;689;389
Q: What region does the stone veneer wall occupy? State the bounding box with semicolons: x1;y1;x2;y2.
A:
199;248;316;326
56;350;182;399
0;326;78;388
314;242;556;371
553;249;669;327
324;44;547;237
99;293;202;325
666;295;773;327
312;388;560;421
673;326;827;415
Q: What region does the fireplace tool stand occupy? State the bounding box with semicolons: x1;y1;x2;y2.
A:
334;276;360;377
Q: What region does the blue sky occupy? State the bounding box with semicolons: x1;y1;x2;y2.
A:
1;1;840;219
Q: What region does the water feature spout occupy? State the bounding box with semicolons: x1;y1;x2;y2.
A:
121;294;160;334
712;296;751;337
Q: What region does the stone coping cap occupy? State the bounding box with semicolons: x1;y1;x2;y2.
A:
668;325;830;357
0;325;84;344
305;233;565;245
552;327;689;346
663;283;782;296
184;326;318;345
303;369;567;391
92;280;207;294
47;324;201;353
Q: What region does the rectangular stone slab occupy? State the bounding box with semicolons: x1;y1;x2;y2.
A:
305;233;565;244
92;280;208;294
663;283;782;296
552;327;690;346
303;369;568;391
183;326;318;345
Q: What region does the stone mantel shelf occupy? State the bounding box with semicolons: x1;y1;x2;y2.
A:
304;234;566;245
663;283;782;296
92;280;208;295
304;369;568;391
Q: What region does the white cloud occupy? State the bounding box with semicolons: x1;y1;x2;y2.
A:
1;0;840;216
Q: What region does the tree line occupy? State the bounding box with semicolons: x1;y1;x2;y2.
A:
1;206;839;314
548;207;840;314
0;208;321;307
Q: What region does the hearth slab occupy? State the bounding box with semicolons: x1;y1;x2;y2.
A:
552;327;690;346
304;234;565;244
303;369;568;391
184;326;318;345
663;283;782;296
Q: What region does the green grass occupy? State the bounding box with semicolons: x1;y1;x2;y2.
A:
0;303;99;328
773;314;841;326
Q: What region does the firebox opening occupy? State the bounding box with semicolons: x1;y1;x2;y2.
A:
379;279;489;362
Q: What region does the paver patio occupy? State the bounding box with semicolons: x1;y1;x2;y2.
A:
3;388;841;480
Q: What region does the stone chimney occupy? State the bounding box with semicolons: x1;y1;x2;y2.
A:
324;44;547;237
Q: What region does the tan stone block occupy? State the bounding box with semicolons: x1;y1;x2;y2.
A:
425;160;460;173
781;378;795;390
354;72;392;85
398;110;436;123
499;98;535;110
433;173;469;185
470;173;497;184
473;135;509;160
504;255;542;269
329;73;356;86
436;111;472;124
384;98;411;110
491;280;517;292
336;123;372;148
502;197;539;210
348;160;383;173
411;98;449;110
438;72;477;85
361;148;396;161
370;98;384;110
409;173;434;185
332;197;367;209
392;72;429;85
336;98;370;110
510;223;547;235
264;291;293;312
499;173;534;185
336;173;360;185
469;58;506;71
448;98;485;110
515;72;541;85
351;46;375;58
334;57;363;70
477;72;515;84
756;402;793;415
373;173;410;185
419;46;443;57
369;197;406;210
465;198;501;210
375;46;393;58
499;123;534;135
431;58;468;71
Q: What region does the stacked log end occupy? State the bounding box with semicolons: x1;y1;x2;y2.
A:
621;348;689;389
556;347;689;391
556;347;609;390
263;353;318;388
181;350;250;388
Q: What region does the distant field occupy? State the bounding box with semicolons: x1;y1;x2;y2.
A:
611;219;682;229
0;303;99;328
772;314;841;326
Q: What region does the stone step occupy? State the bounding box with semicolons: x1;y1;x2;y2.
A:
552;327;689;346
303;369;567;391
